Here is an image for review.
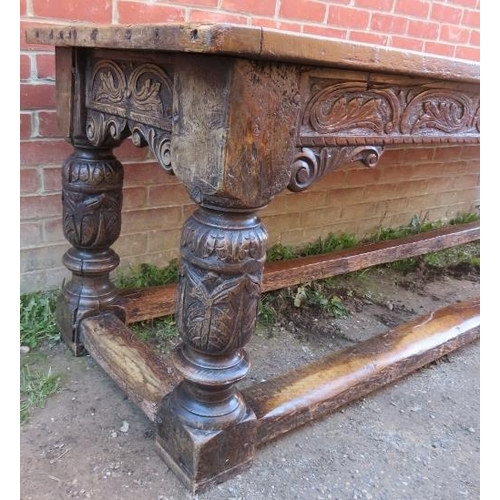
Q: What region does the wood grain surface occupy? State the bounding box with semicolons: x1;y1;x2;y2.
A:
80;313;181;421
26;23;479;83
119;222;480;323
243;297;480;445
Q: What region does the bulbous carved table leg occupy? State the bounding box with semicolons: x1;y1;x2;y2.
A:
156;206;268;492
57;145;125;356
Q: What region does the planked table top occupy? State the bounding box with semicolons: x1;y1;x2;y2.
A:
26;23;479;83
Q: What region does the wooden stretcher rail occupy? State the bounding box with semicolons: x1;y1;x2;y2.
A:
244;297;480;446
119;221;480;324
80;313;181;421
80;298;479;443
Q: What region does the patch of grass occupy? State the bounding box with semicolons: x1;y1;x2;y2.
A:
266;243;297;262
300;232;357;257
449;212;480;225
362;214;480;273
422;242;480;269
129;316;178;353
365;214;442;243
266;213;478;266
20;291;59;349
386;257;421;273
293;282;351;319
258;294;279;327
266;232;357;262
20;365;61;424
115;260;179;289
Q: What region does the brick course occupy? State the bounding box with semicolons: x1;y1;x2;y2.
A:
20;0;480;292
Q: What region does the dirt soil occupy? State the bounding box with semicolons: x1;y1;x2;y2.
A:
20;265;480;500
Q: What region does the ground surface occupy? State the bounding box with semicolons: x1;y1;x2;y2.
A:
20;265;480;500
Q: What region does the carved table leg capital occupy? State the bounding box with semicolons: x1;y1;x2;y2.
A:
156;205;268;492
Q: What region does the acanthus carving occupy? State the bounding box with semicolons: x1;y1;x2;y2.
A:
88;60;173;127
179;266;261;354
86;59;174;173
181;214;267;265
62;153;123;248
288;145;383;192
176;209;267;355
300;81;480;146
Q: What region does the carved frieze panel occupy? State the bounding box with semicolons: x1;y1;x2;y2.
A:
299;80;480;147
87;59;173;129
85;57;174;173
289;75;480;191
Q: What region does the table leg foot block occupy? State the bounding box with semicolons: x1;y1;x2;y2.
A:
155;399;256;494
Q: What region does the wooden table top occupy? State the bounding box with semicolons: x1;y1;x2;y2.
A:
26;23;479;84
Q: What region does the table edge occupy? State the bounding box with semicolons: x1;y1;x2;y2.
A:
25;23;480;84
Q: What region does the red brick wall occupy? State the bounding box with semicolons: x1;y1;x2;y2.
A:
20;0;480;292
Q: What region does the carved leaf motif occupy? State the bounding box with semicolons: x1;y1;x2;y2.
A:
133;78;161;111
62;157;123;248
181;221;266;264
301;81;479;144
288;146;383;192
232;274;261;348
315;96;385;135
93;65;126;104
183;268;238;353
412;100;467;133
181;267;261;354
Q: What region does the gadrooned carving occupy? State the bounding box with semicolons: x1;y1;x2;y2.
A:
176;209;267;355
300;82;480;146
288;145;383;192
86;59;174;173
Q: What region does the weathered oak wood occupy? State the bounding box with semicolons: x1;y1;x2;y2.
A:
26;24;479;83
242;297;480;446
119;221;480;324
80;298;480;448
26;21;480;493
80;313;181;421
262;221;480;292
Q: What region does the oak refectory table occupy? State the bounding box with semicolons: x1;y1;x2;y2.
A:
26;24;480;493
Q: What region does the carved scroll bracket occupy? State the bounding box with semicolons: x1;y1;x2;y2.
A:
287;145;384;192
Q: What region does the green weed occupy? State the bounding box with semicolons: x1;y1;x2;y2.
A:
20;365;61;424
258;294;279;327
449;212;480;225
365;214;441;243
422;242;480;269
300;232;357;257
266;243;297;262
20;291;59;348
293;283;351;319
115;260;179;289
327;295;351;319
129;316;178;353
